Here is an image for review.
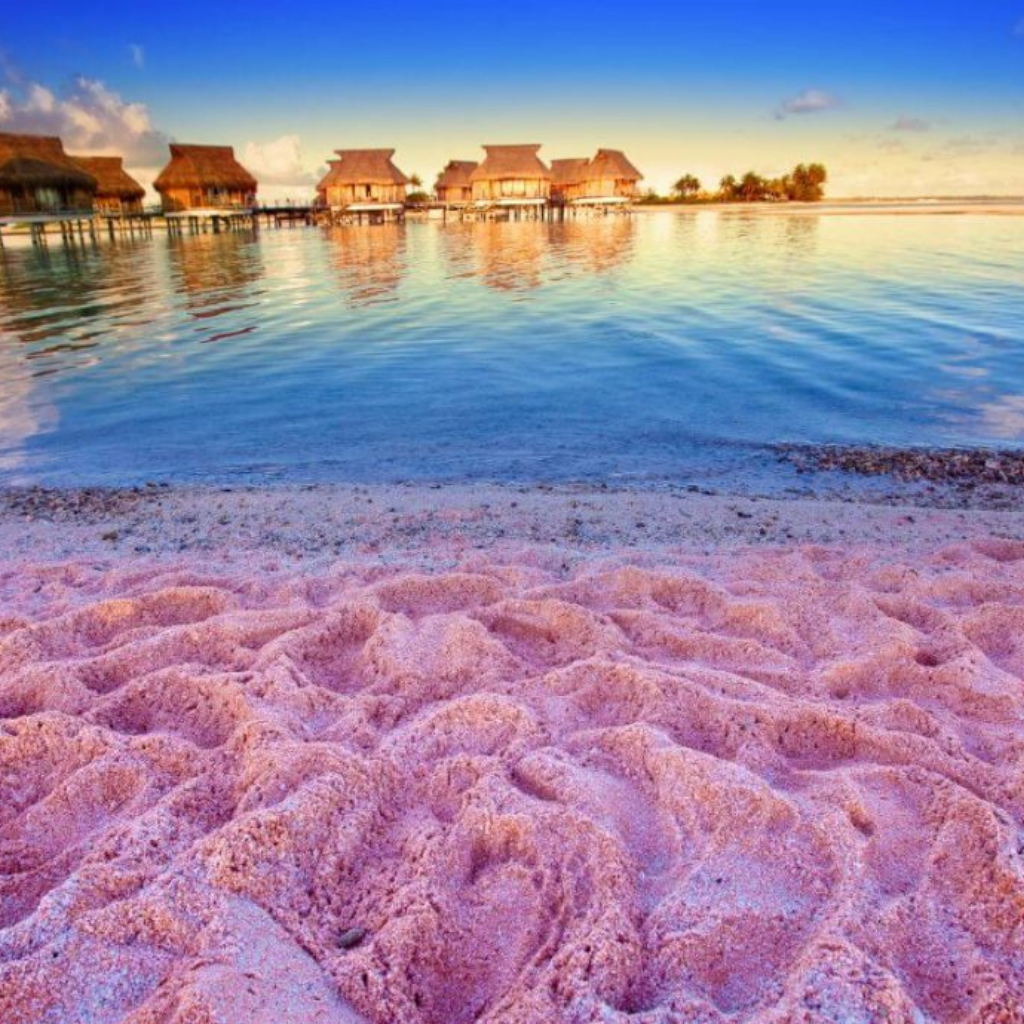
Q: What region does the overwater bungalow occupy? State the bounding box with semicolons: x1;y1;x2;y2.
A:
154;144;257;213
68;156;145;215
435;160;477;206
549;158;590;203
317;150;409;214
556;149;643;205
469;145;551;207
0;133;96;216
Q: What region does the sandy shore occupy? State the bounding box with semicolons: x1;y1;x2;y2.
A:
1;483;1023;1022
1;480;1023;571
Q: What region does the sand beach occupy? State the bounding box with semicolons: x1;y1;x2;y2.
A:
1;479;1023;1022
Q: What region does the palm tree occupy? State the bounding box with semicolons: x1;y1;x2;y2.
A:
718;174;738;201
673;174;702;199
739;171;767;202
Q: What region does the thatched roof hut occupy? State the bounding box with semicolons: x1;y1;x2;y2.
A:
154;144;257;213
68;155;145;214
469;145;550;203
550;158;589;200
434;160;477;205
0;132;97;215
564;149;643;203
318;150;409;209
588;149;642;186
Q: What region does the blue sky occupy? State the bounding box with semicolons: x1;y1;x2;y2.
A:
2;0;1023;196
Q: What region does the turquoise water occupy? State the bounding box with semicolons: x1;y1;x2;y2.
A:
0;212;1022;487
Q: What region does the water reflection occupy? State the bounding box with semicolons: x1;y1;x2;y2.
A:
440;217;636;293
323;224;406;306
547;217;636;278
0;212;1020;487
0;240;163;378
167;232;264;307
0;331;58;472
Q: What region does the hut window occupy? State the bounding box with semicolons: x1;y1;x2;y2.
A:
34;187;62;210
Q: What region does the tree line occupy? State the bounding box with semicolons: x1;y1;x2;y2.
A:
642;163;827;204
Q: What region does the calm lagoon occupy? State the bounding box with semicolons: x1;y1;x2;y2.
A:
1;210;1022;488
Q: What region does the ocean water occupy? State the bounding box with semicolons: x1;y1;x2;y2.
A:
0;211;1022;488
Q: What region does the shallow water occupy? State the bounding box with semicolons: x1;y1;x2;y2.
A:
0;211;1021;487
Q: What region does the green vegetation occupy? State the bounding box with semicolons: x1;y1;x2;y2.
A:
673;174;702;198
639;163;827;204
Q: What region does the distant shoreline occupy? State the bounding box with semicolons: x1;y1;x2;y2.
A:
635;198;1024;215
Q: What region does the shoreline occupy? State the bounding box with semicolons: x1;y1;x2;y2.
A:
1;476;1022;572
634;199;1024;215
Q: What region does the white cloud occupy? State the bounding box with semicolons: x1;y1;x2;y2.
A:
243;134;317;188
129;44;145;70
0;72;169;166
27;83;56;114
775;89;842;120
890;116;931;132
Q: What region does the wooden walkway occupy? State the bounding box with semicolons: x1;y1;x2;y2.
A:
0;198;636;248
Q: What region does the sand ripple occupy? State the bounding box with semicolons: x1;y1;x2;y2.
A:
1;542;1023;1022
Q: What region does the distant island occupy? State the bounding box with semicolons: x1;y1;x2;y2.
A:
639;162;827;204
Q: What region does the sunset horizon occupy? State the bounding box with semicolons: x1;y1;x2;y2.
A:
2;0;1024;200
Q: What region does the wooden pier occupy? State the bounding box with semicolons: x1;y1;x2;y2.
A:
0;210;160;248
164;209;256;235
254;204;316;228
0;200;635;249
0;212;97;249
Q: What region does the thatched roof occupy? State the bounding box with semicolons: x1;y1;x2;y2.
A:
0;132;97;191
320;149;409;187
154;144;257;193
435;160;477;189
68;155;145;200
550;158;589;186
587;149;643;182
470;145;550;182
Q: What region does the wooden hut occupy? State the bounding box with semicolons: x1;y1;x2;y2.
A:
434;160;477;206
549;158;589;202
0;133;96;216
575;149;643;204
316;150;409;211
68;156;145;215
469;145;550;205
153;144;257;213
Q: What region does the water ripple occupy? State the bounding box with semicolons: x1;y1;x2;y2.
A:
0;212;1022;486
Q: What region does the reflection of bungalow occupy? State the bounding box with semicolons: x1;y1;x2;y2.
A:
0;133;96;216
469;145;550;206
550;149;643;204
69;156;145;215
154;144;257;213
166;232;265;324
554;217;636;275
325;223;406;305
457;221;545;292
317;150;409;210
435;160;477;205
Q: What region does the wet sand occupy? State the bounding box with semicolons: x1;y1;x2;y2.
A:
1;483;1023;1022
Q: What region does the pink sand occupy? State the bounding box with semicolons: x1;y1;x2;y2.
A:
1;537;1023;1022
